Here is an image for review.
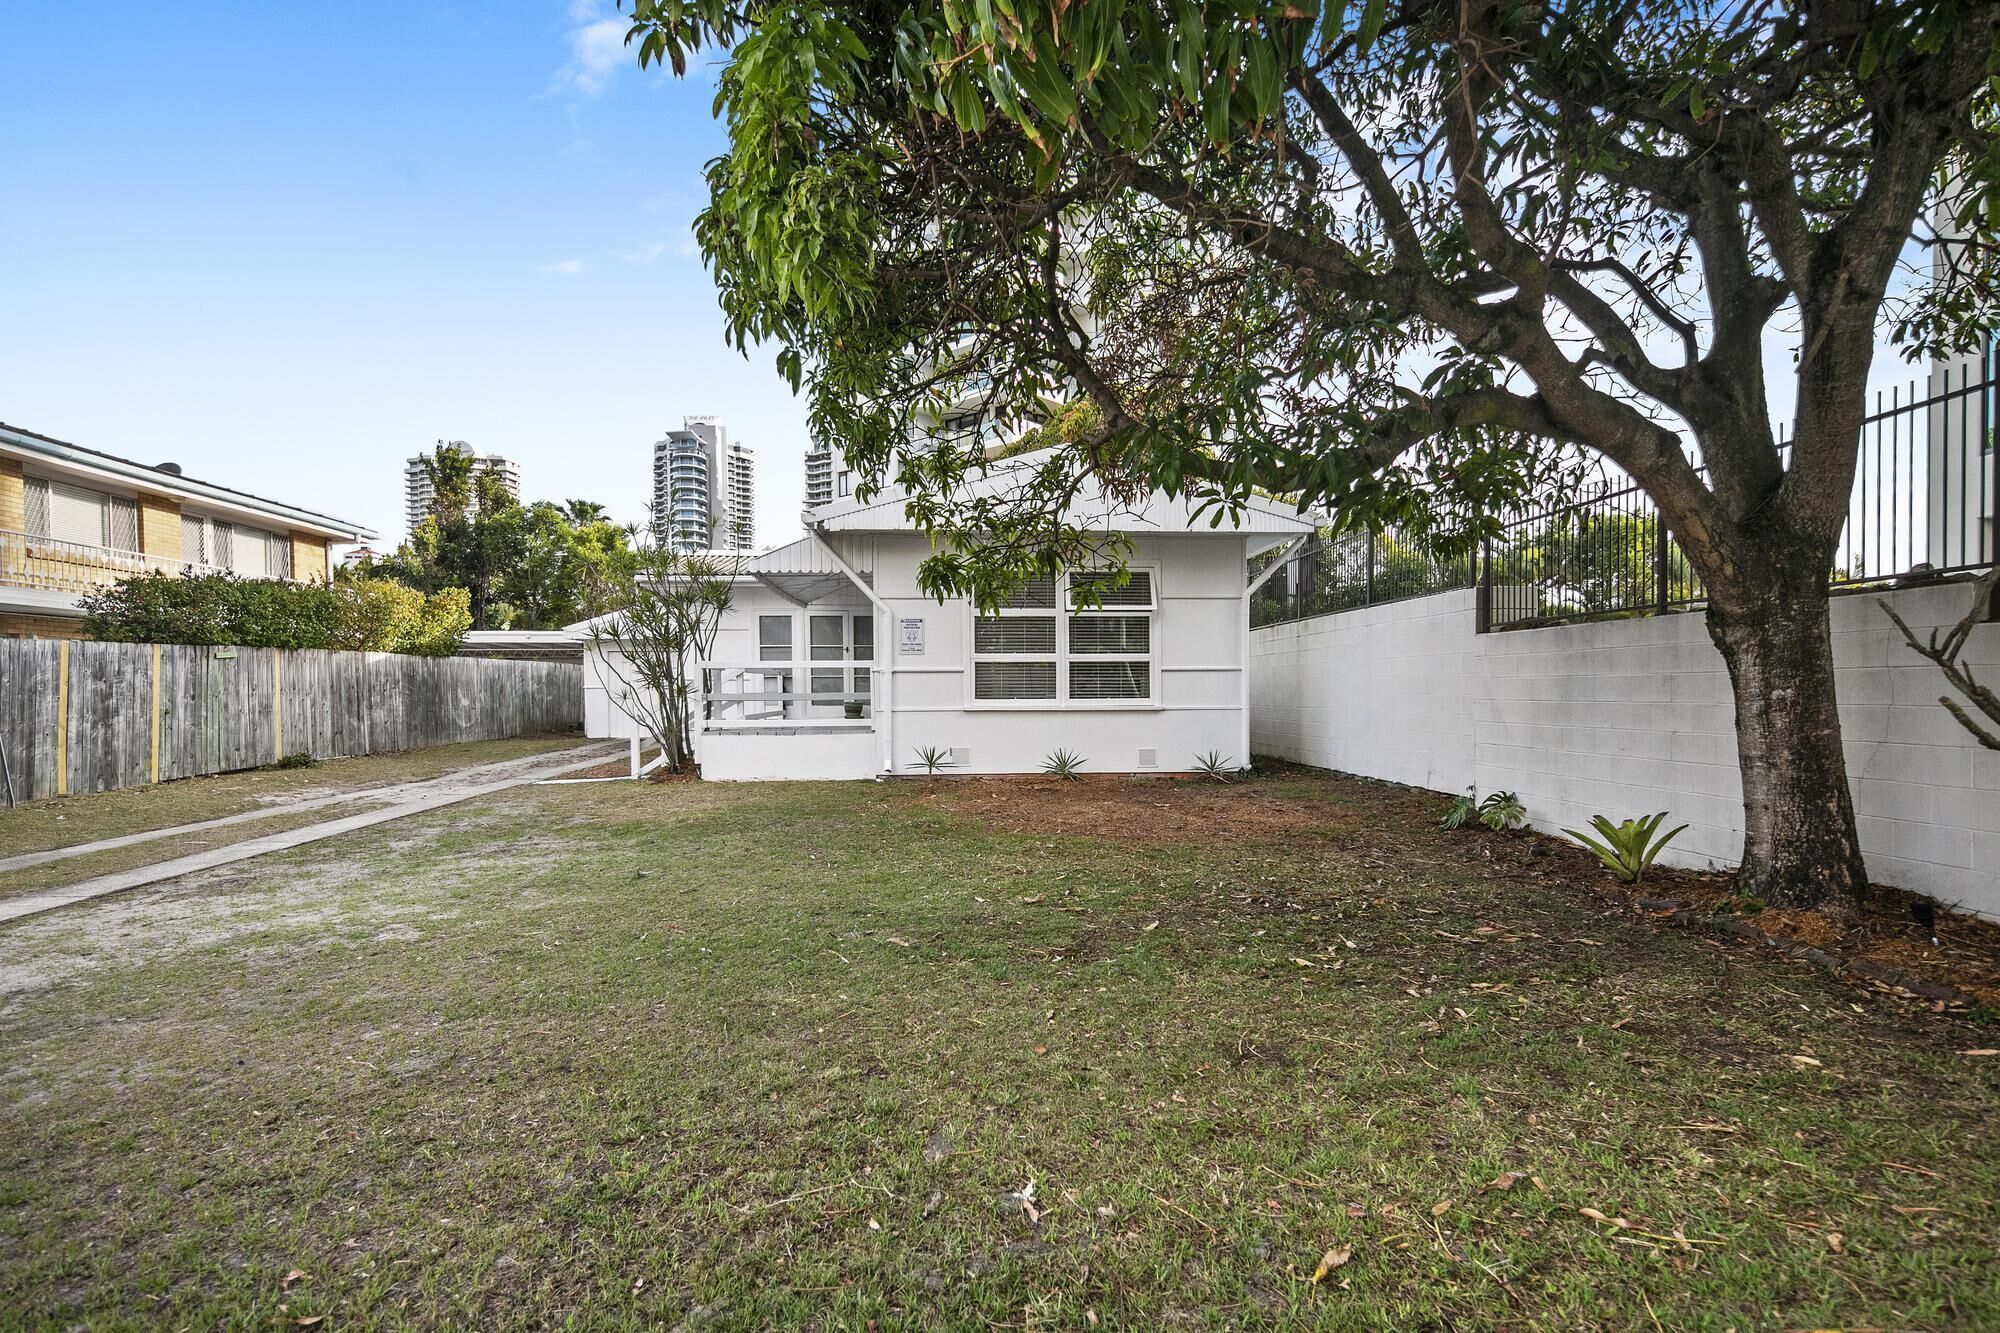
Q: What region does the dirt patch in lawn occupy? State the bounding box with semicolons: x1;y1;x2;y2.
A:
928;766;2000;1010
920;774;1372;845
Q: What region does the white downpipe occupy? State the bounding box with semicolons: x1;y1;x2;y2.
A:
805;519;896;775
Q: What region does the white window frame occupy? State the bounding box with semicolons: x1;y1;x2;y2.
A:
966;566;1159;710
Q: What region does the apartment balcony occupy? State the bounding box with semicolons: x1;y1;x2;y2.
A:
1;528;264;615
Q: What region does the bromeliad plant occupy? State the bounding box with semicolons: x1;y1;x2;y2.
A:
1565;813;1688;884
1041;749;1086;781
1192;750;1237;783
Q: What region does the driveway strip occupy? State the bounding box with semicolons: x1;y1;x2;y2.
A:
0;742;621;924
0;744;620;875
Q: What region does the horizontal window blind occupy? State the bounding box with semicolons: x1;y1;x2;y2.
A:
974;661;1057;700
48;481;109;547
1068;660;1150;700
1067;615;1149;655
974;616;1058;654
999;575;1058;609
1070;569;1153;609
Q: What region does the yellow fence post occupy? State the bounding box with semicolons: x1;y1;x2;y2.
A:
149;643;162;785
54;639;69;796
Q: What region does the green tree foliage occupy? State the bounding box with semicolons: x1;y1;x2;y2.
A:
79;571;468;655
329;576;474;656
584;546;733;773
376;444;635;631
628;0;2000;907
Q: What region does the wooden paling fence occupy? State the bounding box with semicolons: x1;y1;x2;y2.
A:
0;640;583;803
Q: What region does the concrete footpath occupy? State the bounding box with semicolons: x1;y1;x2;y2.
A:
0;742;621;924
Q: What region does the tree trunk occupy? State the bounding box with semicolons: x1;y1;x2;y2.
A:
1705;561;1869;909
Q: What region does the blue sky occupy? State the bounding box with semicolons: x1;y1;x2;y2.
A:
0;1;811;547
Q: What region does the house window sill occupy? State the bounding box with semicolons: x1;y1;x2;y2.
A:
961;702;1163;712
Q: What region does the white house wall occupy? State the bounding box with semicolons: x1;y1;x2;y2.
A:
852;531;1253;775
1249;582;2000;918
584;530;1272;778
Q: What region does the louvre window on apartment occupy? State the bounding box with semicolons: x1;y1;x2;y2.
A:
179;514;291;579
971;569;1154;703
22;478;139;552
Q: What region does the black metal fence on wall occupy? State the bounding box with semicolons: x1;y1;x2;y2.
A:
1252;359;1998;632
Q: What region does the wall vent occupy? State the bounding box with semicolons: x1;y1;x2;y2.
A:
1136;747;1159;769
951;747;972;767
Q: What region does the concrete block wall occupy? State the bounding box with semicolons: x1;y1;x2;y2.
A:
1250;581;2000;917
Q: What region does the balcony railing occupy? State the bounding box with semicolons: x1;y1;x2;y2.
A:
701;660;877;727
0;529;270;596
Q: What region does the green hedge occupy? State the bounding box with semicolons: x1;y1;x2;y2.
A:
79;572;470;656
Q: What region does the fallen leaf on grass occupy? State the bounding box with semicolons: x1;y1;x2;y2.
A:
1788;1054;1824;1068
1483;1171;1526;1192
1959;1048;2000;1057
1826;1232;1845;1254
1344;1202;1367;1218
1308;1246;1353;1283
292;1319;324;1329
1580;1207;1633;1229
1032;1044;1049;1056
1430;1200;1452;1218
867;1216;881;1231
1020;895;1046;904
281;1271;308;1291
884;936;913;948
1142;921;1160;932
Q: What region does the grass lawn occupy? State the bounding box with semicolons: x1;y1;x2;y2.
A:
1;769;1996;1330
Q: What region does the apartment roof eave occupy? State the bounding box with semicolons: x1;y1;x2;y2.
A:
1;421;379;542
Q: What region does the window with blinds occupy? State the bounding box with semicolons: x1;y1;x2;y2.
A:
972;568;1154;703
21;478;137;552
181;514;209;565
971;572;1061;700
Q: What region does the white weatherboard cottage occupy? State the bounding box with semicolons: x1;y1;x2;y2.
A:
578;470;1314;780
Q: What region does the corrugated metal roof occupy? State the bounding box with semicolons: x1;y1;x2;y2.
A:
745;534;860;576
811;456;1316;537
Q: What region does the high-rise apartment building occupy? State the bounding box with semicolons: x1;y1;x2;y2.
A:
804;443;857;511
404;441;520;531
804;444;834;509
652;416;755;552
722;436;755;550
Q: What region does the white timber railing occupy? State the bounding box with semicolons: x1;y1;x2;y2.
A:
700;659;877;727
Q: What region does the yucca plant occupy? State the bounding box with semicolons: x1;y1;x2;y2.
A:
913;745;951;775
1440;785;1479;831
1478;790;1527;832
1041;748;1086;780
1192;750;1236;783
1563;812;1688;884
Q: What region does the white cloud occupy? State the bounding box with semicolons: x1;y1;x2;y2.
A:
620;227;702;265
541;258;586;275
554;2;629;97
